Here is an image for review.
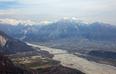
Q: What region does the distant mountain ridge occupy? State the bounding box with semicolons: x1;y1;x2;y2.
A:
0;19;116;42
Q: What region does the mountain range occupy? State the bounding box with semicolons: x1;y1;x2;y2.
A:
0;19;116;42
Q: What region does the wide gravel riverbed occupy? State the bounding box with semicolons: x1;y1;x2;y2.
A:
28;43;116;74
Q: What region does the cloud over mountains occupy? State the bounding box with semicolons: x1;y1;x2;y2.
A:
0;0;115;24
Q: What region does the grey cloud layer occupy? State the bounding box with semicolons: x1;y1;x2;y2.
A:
0;0;115;24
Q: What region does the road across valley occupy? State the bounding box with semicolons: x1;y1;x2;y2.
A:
27;43;116;74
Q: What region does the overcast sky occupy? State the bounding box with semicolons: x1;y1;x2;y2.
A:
0;0;116;24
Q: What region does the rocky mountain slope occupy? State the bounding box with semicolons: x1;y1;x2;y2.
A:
0;30;35;54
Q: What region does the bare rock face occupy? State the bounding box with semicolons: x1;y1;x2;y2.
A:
0;35;7;47
0;31;9;47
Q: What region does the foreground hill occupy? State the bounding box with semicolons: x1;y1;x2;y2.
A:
0;53;33;74
0;53;85;74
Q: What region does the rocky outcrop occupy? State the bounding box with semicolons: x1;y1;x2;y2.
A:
0;31;9;48
0;35;7;47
